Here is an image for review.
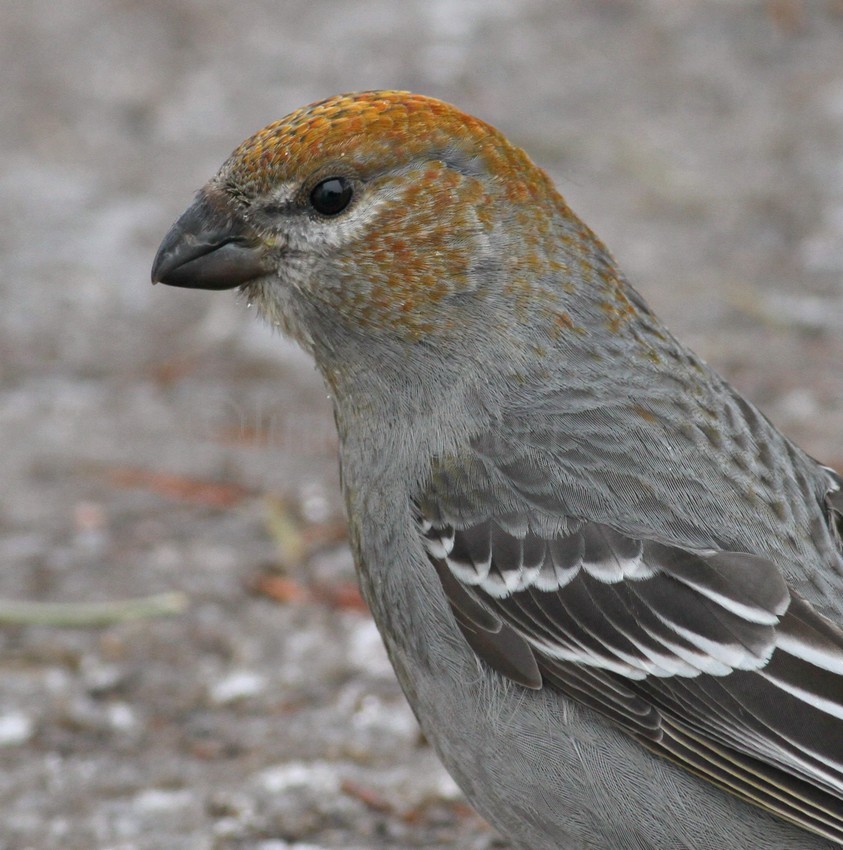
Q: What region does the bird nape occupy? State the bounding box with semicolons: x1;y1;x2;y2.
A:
153;90;843;850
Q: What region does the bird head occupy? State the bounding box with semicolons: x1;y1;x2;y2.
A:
153;91;632;414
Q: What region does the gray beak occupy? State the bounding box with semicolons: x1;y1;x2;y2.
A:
151;189;271;290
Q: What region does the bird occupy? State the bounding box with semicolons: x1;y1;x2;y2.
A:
151;90;843;849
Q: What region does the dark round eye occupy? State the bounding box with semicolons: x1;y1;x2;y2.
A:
309;177;353;216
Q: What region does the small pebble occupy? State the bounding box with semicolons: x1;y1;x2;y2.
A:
0;711;34;746
209;669;267;704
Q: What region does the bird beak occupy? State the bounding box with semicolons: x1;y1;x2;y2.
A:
151;188;271;290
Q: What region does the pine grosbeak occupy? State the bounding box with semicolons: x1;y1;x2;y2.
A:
152;91;843;849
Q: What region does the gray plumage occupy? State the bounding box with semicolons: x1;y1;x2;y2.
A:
152;90;843;849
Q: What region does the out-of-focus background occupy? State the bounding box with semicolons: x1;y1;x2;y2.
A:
1;2;842;848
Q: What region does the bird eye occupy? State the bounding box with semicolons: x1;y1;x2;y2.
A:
309;177;353;216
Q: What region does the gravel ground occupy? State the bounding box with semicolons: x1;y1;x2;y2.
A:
2;2;843;848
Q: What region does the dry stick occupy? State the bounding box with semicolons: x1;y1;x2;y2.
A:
0;592;188;627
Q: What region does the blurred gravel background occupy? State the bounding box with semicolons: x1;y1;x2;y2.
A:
1;1;843;848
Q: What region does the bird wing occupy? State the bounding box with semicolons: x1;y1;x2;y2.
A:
823;466;843;551
417;462;843;843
